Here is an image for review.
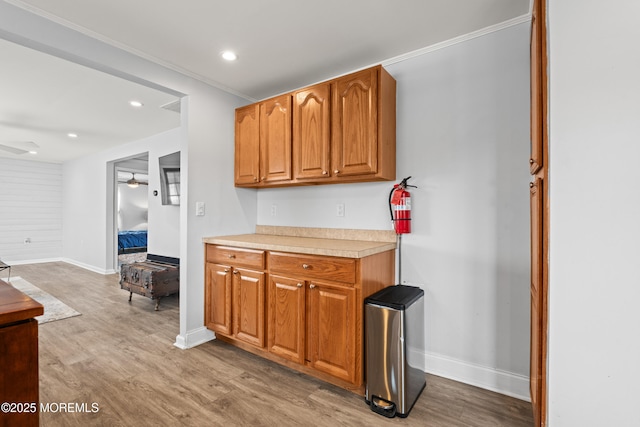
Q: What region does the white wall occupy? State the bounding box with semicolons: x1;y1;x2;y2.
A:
0;158;62;263
547;1;640;425
147;148;180;258
258;23;531;398
62;128;182;272
117;184;148;231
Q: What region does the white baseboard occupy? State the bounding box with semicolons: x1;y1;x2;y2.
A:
2;257;116;275
174;326;215;349
5;257;63;265
425;351;530;401
61;258;116;275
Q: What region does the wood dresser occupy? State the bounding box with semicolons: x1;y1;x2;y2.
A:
0;279;43;427
203;227;396;395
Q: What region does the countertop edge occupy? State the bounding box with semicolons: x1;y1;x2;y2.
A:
202;235;396;259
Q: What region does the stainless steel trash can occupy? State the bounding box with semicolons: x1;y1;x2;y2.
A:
365;285;425;418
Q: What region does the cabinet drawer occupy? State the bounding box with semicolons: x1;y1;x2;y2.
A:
269;252;356;284
206;245;265;269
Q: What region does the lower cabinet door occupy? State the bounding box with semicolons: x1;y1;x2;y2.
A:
233;268;265;347
205;263;232;335
307;281;356;383
268;274;305;363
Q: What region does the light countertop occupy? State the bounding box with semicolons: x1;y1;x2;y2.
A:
203;226;396;259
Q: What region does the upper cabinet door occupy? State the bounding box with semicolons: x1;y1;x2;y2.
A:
234;104;260;185
260;94;292;184
332;67;378;177
293;82;331;180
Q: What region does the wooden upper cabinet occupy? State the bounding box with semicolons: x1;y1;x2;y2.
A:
332;67;378;177
234;104;260;185
234;95;292;186
332;65;396;182
293;82;332;180
235;64;396;187
260;94;292;183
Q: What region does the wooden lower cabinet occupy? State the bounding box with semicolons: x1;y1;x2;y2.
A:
268;275;305;363
268;275;356;382
205;263;232;335
204;244;394;394
306;280;356;383
205;264;265;347
205;245;266;348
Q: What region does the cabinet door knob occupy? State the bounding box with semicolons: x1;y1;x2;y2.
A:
333;169;339;174
529;159;534;164
297;283;303;288
254;177;258;182
261;176;266;181
309;284;316;289
322;170;328;175
233;270;240;275
228;254;236;259
302;264;310;269
224;269;230;273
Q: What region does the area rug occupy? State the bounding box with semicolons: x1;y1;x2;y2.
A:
9;277;81;324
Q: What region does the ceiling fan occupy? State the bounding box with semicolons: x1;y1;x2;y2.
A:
124;173;148;188
0;141;39;155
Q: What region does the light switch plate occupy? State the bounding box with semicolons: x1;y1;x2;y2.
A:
196;202;205;216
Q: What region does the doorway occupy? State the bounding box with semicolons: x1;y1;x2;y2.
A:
114;153;149;270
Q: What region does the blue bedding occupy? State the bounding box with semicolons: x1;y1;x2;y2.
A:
118;230;147;251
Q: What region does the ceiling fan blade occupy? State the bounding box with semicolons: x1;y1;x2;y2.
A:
0;144;29;154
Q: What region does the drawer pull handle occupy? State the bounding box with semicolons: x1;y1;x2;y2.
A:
297;283;303;288
302;264;310;269
309;284;316;289
228;254;236;259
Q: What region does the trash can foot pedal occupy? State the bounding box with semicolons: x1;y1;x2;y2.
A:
370;396;397;418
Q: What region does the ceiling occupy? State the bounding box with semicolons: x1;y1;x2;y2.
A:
0;0;530;164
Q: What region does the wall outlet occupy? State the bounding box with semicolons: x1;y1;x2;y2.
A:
336;203;345;217
271;204;277;216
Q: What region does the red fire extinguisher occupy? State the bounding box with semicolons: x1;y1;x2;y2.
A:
389;176;416;234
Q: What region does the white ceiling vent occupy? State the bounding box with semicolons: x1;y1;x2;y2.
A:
160;99;181;114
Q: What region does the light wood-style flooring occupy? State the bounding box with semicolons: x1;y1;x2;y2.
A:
9;262;533;427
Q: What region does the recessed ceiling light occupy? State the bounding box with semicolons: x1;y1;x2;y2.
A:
28;150;37;155
221;51;238;61
130;100;144;107
68;133;78;138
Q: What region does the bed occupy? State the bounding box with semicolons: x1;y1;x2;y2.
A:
118;230;148;254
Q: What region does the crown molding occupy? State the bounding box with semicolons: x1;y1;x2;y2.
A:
382;13;532;67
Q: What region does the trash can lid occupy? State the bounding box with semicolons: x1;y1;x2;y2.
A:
365;285;424;311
